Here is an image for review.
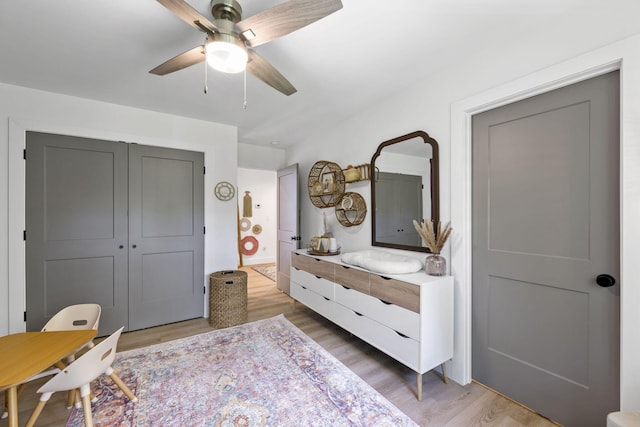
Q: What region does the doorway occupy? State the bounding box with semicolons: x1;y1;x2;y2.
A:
26;132;204;334
471;71;620;425
237;168;278;267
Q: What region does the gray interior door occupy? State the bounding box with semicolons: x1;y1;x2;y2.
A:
26;132;128;334
276;164;299;295
127;144;204;331
472;71;620;426
375;172;423;246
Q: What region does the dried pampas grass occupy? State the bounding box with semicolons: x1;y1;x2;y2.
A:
413;219;452;254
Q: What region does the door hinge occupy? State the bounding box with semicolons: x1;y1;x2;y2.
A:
23;149;26;160
203;286;206;294
203;166;206;174
24;311;27;322
203;226;206;235
23;230;26;241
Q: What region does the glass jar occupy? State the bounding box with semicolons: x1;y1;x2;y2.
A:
425;254;446;276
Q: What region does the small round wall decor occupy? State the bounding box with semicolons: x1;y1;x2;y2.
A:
252;224;263;235
214;181;235;201
241;236;259;256
240;217;252;232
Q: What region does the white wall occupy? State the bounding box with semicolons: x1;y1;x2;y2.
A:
286;34;640;410
238;142;286;171
237;168;277;265
0;83;239;335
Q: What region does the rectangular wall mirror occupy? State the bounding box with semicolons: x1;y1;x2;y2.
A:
370;130;439;253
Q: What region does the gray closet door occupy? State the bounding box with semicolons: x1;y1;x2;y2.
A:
472;71;620;426
127;144;204;331
375;172;423;246
26;132;128;334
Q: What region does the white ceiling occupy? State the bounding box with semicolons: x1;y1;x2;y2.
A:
1;0;639;148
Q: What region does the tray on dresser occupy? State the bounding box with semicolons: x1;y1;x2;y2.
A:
307;249;340;256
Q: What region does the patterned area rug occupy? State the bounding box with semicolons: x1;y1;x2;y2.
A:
251;263;276;282
67;315;416;426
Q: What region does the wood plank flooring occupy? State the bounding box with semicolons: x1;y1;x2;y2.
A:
2;265;558;426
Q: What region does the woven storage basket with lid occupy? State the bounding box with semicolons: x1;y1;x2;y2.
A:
209;270;248;328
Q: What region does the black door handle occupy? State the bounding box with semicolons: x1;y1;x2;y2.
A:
596;274;616;288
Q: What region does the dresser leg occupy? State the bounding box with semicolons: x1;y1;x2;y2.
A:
441;363;449;384
417;372;423;401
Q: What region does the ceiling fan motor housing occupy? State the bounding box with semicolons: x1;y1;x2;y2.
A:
211;0;242;23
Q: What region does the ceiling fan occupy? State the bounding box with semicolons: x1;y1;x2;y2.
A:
150;0;343;96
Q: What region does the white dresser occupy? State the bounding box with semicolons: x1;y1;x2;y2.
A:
290;250;454;400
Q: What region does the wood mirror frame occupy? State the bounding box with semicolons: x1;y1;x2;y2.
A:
370;130;440;253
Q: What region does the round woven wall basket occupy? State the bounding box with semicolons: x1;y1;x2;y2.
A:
307;160;345;208
335;192;367;227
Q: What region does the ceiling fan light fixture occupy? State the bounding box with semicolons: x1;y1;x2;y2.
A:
205;35;248;74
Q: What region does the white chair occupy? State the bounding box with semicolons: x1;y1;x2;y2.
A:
43;304;102;408
2;303;102;419
43;303;102;361
42;303;101;332
25;326;137;427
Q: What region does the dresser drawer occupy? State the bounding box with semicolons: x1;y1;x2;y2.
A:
291;282;334;320
333;303;419;370
370;274;420;313
290;267;334;299
335;284;420;341
291;252;335;281
334;264;370;294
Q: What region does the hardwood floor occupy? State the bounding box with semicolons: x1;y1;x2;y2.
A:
3;265;558;427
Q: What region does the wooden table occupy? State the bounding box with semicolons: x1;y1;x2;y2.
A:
0;330;97;427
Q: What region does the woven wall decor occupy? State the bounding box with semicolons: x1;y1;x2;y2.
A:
335;192;367;227
252;224;263;235
307;160;345;208
214;181;235;201
241;236;259;256
240;217;251;232
243;191;252;217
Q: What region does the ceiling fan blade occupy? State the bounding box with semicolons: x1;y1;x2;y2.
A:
236;0;342;47
149;45;205;75
246;50;296;96
156;0;218;33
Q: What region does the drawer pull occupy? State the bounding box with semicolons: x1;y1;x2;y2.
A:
301;286;307;290
294;267;300;271
341;265;351;269
379;275;392;281
353;311;363;317
314;258;321;262
379;299;392;305
315;275;322;279
394;330;409;339
341;285;351;290
323;296;330;301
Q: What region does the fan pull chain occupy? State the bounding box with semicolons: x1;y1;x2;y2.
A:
243;68;248;110
204;53;208;94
